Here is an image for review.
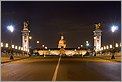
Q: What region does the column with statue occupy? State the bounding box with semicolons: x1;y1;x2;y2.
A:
93;23;102;55
21;21;30;56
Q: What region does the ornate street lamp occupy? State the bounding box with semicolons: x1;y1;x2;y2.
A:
44;46;47;57
7;25;15;59
42;45;45;57
111;25;118;59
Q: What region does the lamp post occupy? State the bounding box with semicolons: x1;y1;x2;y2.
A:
36;41;39;55
44;46;47;57
111;25;118;59
29;36;32;56
1;42;3;56
7;25;14;44
74;49;76;55
81;45;83;49
86;41;89;49
86;41;90;53
77;47;80;55
37;40;39;48
7;25;14;59
42;45;45;57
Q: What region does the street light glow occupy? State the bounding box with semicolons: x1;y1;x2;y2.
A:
104;46;106;50
1;42;3;47
86;41;88;43
115;43;118;47
12;45;14;48
5;43;8;47
18;46;21;50
42;45;44;47
45;47;47;49
21;47;23;50
106;45;109;49
37;41;39;43
15;46;17;49
7;25;14;32
29;36;32;39
78;47;80;49
86;43;89;46
86;41;89;46
94;36;96;39
110;44;112;48
101;47;103;50
111;25;118;32
81;45;83;47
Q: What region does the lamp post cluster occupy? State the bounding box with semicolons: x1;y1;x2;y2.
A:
101;43;121;51
35;41;48;57
97;42;121;58
1;42;29;57
42;44;48;57
7;25;15;59
77;41;91;50
111;25;118;59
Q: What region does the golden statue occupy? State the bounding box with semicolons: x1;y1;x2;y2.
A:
95;23;100;30
24;21;28;29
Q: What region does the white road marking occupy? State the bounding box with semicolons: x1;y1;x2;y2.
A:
52;56;61;81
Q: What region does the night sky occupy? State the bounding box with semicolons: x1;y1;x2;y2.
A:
1;1;121;48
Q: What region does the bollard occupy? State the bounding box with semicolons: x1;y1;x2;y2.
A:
10;55;14;60
111;53;115;59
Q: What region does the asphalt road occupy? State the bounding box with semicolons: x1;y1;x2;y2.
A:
1;56;121;81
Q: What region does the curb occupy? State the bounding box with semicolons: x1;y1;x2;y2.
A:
96;57;121;63
1;57;30;64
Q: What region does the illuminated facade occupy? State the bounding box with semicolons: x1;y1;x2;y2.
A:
21;21;30;51
93;23;102;51
34;35;89;56
34;48;88;56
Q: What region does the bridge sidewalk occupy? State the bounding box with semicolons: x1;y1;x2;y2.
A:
95;54;121;62
1;56;30;64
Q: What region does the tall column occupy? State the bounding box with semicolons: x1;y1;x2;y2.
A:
93;23;102;51
21;21;30;51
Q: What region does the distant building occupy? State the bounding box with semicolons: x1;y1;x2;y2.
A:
34;48;89;56
34;35;90;56
58;36;66;48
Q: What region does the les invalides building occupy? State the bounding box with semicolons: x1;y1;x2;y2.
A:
35;35;88;56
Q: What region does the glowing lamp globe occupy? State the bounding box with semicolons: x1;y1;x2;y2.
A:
7;25;14;32
111;25;118;32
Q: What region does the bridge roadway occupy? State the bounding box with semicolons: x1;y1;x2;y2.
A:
1;56;121;81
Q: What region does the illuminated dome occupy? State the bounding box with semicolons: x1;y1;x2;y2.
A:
58;36;66;48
